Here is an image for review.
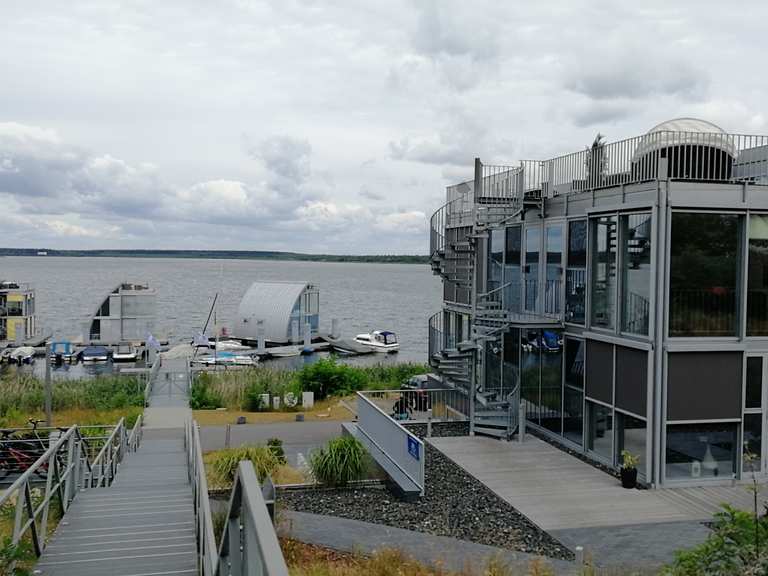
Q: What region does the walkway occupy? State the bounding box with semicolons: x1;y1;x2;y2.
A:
430;435;754;568
280;510;580;575
35;358;196;576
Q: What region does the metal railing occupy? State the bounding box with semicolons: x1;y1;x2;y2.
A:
360;389;469;423
356;392;426;495
430;184;475;259
87;418;126;488
186;419;289;576
507;383;521;436
145;356;161;405
0;421;125;562
127;414;143;452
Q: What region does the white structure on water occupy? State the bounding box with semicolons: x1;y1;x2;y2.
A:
87;283;157;344
235;281;319;344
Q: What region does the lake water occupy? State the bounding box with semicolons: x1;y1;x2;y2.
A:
0;256;442;365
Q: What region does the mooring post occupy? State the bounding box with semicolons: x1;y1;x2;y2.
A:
45;341;52;427
331;318;340;339
518;401;525;443
303;322;311;349
256;320;266;353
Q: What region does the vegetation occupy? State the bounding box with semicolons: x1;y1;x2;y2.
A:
0;373;144;428
191;360;429;410
620;449;640;470
309;436;368;487
204;445;305;489
0;537;32;576
268;437;287;464
663;504;768;575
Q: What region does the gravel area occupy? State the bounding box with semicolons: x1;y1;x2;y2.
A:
280;441;573;560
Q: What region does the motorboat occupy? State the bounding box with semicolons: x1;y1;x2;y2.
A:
9;346;35;364
268;346;301;358
81;345;110;362
50;341;77;363
353;330;400;353
112;343;138;362
193;352;257;366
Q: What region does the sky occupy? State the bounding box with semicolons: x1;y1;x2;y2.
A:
1;0;767;254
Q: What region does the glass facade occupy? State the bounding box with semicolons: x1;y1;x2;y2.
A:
591;216;617;329
488;228;504;293
563;338;584;445
748;215;768;336
485;340;502;393
545;225;563;315
505;226;522;312
616;412;646;477
540;332;563;434
665;423;737;480
525;227;540;312
746;357;763;410
503;328;520;397
621;213;652;335
587;401;613;462
566;220;587;325
669;213;740;337
743;413;762;473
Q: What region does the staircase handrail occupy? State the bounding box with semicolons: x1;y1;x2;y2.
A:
429;187;475;258
507;383;521;437
88;417;126;487
127;413;143;452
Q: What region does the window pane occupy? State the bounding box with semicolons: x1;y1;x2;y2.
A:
748;215;768;335
621;213;652;335
568;220;587;267
563;386;583;446
744;413;762;473
566;269;586;324
522;330;540;423
746;357;763;409
564;338;584;390
540;330;563;435
525;228;540;312
665;423;737;480
504;227;522;313
616;413;646;477
591;216;617;329
545;226;563;315
484;340;502;394
488;229;504;292
669;213;740;337
503;328;520;397
587;401;613;462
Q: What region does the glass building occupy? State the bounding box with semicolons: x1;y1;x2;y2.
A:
428;117;768;487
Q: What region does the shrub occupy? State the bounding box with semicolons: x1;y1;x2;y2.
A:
190;374;224;409
267;437;287;464
297;358;366;400
310;436;367;486
209;445;281;486
664;504;768;575
0;537;32;576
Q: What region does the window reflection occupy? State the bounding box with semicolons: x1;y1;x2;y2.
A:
665;423;737;480
566;220;587;324
621;213;652;335
591;216;617;329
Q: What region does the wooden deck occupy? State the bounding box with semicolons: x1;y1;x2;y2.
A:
431;435;755;531
35;358;196;575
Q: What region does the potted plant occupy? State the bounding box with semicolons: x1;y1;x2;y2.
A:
620;449;639;489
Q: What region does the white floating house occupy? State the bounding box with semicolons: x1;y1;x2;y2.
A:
88;283;157;344
236;281;319;344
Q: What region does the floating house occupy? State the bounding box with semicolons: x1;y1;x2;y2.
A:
0;281;36;344
429;117;768;487
236;281;319;344
88;283;156;344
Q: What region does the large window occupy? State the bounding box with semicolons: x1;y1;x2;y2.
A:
745;356;763;473
503;328;520;397
488;228;504;293
566;220;587;324
666;423;737;480
621;213;652;335
591;216;617;329
484;341;502;393
525;227;540;312
669;213;740;337
540;330;563;434
587;401;613;462
505;226;522;313
545;225;563;315
563;338;584;445
521;330;540;422
748;215;768;336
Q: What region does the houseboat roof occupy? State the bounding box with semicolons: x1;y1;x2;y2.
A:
236;281;318;342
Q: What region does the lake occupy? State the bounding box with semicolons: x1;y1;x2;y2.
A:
0;256;442;365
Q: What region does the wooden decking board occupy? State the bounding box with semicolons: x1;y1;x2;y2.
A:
431;435;756;531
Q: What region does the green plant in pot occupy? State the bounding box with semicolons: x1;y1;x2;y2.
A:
620;449;639;489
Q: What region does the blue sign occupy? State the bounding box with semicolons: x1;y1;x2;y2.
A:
407;436;420;461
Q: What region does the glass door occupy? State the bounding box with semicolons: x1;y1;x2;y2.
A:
744;355;767;476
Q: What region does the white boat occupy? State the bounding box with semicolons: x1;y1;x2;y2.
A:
193;352;257;366
112;343;138;362
215;340;253;352
9;346;35;364
268;346;301;358
353;330;400;353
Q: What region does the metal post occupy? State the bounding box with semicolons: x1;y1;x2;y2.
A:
44;341;52;427
331;318;340;339
225;424;231;449
427;409;433;438
303;321;312;349
575;546;584;565
518;401;525;443
290;320;299;344
257;320;265;353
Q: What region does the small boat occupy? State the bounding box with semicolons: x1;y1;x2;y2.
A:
112;343;138;362
353;330;400;353
0;348;14;364
193;352;257;366
268;346;301;358
10;346;35;364
215;340;253;352
81;345;110;362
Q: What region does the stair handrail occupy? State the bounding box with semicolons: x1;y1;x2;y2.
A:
88;417;126;488
187;419;289;576
507;382;521;437
127;413;143;452
477;281;513;300
0;424;101;562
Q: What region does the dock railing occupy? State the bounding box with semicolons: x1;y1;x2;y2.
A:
86;417;127;488
356;391;426;496
186;419;289;576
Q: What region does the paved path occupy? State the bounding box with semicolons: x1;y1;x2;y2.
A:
145;357;192;427
200;421;341;466
430;435;755;568
280;510;580;575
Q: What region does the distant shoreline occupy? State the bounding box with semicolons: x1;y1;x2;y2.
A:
0;248;429;264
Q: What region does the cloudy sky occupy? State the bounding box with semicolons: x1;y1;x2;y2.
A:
1;0;767;254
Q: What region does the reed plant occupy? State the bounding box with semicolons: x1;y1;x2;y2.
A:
208;445;282;487
309;436;368;487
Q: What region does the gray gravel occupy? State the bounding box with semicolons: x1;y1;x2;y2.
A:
280;440;573;560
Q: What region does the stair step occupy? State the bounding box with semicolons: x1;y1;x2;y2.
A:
474;425;510;439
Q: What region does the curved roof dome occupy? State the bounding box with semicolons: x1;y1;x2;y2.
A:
632;117;736;161
236;281;318;342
